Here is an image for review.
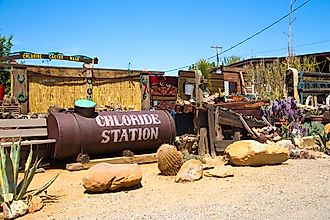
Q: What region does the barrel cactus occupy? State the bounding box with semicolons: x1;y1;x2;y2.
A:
156;144;184;176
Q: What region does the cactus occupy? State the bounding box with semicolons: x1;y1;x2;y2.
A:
0;140;59;204
156;144;184;176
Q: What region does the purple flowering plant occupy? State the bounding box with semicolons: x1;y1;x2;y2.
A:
262;97;304;124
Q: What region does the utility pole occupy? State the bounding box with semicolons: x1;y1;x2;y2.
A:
211;46;222;67
287;0;296;68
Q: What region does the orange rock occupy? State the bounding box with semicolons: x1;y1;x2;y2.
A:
325;123;330;134
82;163;142;192
175;159;203;183
225;140;290;166
28;196;44;213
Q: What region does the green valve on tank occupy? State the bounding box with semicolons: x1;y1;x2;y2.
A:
74;99;96;108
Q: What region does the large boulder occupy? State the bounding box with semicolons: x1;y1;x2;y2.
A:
175;159;203;183
82;163;142;192
225;140;290;166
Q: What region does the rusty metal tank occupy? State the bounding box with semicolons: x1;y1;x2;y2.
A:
47;110;176;159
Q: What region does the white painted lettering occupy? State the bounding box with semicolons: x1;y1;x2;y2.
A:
137;128;143;140
150;114;161;125
104;115;114;126
142;128;151;140
122;115;132;126
113;116;124;126
150;127;159;139
111;129;121;142
129;128;138;141
101;130;110;143
130;115;140;125
142;114;152;125
118;129;129;142
138;115;145;125
96;116;106;127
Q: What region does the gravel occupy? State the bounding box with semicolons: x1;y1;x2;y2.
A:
21;158;330;220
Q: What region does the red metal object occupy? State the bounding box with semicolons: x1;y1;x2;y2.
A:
0;84;5;101
47;110;176;159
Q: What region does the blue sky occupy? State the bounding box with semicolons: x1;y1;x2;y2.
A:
0;0;329;75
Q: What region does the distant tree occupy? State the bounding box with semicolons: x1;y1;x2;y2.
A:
0;34;13;94
222;56;241;66
189;59;216;86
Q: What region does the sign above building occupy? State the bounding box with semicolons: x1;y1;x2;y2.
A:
0;51;98;64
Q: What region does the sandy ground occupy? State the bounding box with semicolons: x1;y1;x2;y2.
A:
19;158;330;220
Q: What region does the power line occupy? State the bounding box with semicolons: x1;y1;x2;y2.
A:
165;0;311;73
237;39;330;57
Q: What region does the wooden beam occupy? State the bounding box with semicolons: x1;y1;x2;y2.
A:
0;118;47;128
198;127;208;156
0;128;48;138
215;140;236;152
66;153;157;171
0;139;56;147
207;108;216;158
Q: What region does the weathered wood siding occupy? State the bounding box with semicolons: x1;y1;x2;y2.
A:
28;73;141;113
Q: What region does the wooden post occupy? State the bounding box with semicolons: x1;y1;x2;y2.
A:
140;73;151;110
215;106;224;140
198;127;208;156
239;71;246;94
207;106;216;158
11;66;28;114
195;70;203;108
84;63;93;100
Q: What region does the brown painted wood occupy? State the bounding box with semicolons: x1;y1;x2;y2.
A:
207;108;216;158
66;153;157;171
218;108;266;128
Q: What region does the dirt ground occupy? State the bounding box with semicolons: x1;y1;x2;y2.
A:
19;157;330;220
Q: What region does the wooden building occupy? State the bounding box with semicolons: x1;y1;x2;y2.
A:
7;63;163;113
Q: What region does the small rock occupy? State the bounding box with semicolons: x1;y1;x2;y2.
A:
225;140;290;166
82;163;142;192
276;139;294;149
293;137;304;149
3;200;28;219
28;196;44;213
204;168;234;178
175;159;203;183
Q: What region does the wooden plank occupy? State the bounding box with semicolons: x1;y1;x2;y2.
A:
0;139;56;147
215;100;270;110
198;127;208;156
218;108;266;128
215;107;224;140
207;108;216;158
0;128;48;138
215;140;236;152
66;153;157;171
27;65;164;79
0;118;47;128
140;74;151;110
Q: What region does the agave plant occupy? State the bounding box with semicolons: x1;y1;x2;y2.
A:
0;140;58;204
